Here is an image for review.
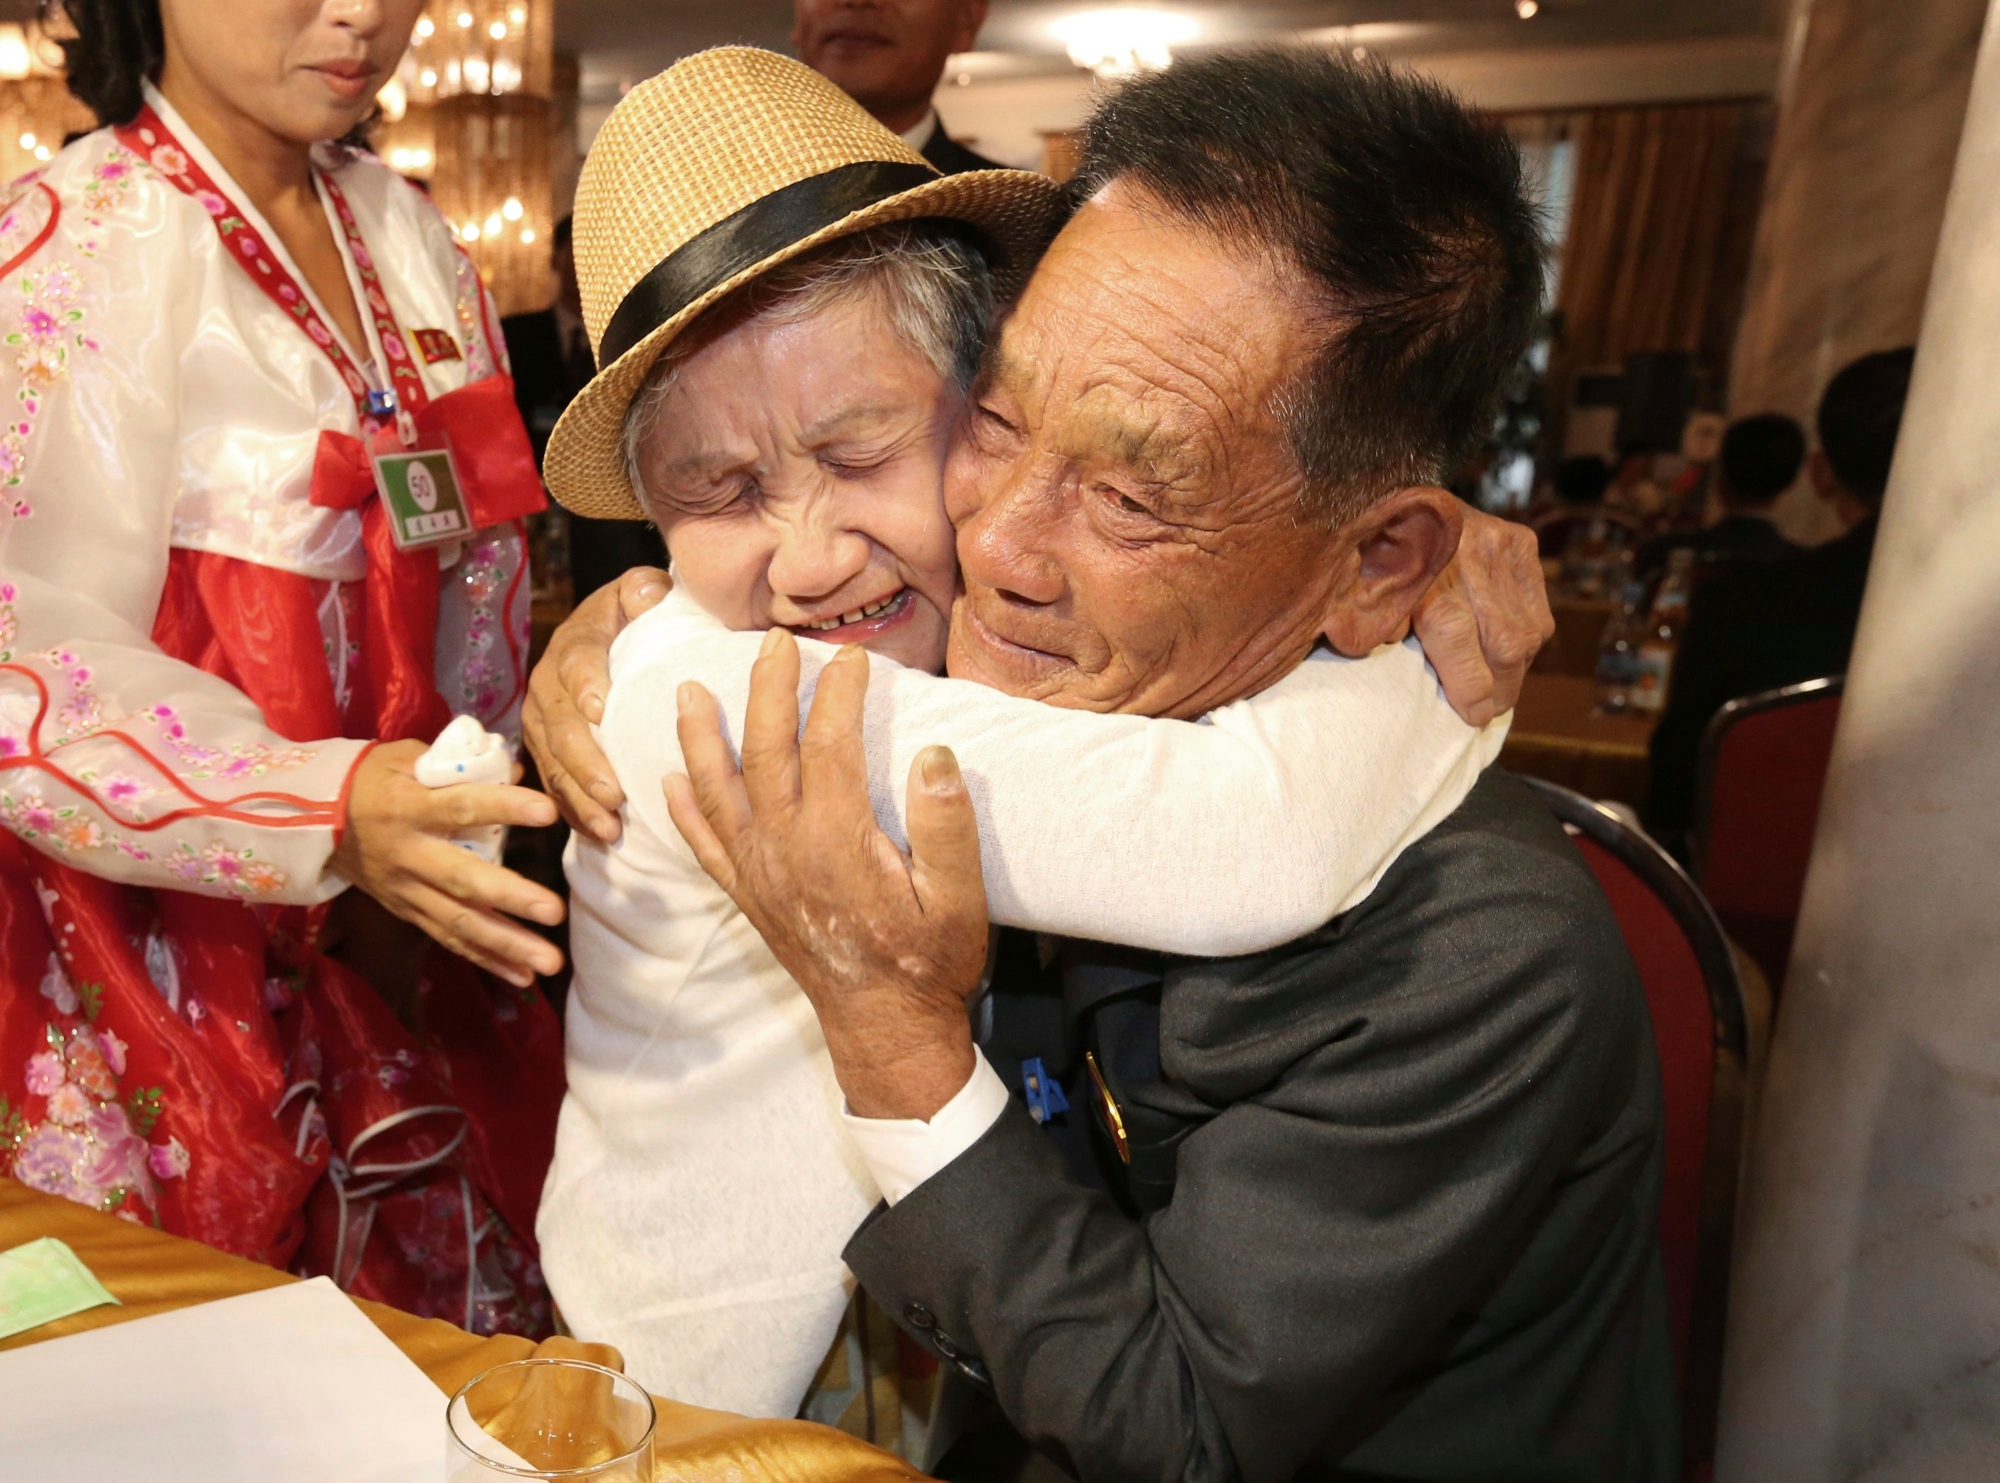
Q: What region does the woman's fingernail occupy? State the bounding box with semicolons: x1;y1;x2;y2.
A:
919;745;960;791
677;681;697;713
636;582;667;603
760;627;785;657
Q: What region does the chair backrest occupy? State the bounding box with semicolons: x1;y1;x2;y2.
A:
1522;777;1748;1480
1692;676;1844;997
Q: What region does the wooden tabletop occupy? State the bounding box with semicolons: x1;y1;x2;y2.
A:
0;1181;919;1481
1501;672;1659;806
1534;595;1619;678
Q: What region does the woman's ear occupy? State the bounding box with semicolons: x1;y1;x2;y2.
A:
1319;486;1464;655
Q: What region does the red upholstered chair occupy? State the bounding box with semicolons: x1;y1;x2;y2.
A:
1692;676;1844;1001
1523;778;1749;1483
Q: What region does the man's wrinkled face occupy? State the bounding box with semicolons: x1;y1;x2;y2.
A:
633;288;961;673
945;183;1351;718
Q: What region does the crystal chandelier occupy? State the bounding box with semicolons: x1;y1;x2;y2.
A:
0;19;92;183
377;0;557;316
1050;9;1197;80
396;0;550;105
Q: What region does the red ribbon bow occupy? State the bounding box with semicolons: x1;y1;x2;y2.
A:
309;374;544;743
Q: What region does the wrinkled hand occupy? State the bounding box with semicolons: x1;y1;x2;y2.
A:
1410;508;1553;726
521;566;672;842
329;740;564;987
665;632;988;1121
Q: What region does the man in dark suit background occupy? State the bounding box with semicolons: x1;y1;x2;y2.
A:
668;52;1676;1482
1636;412;1805;581
1643;348;1913;848
793;0;1006;171
503;216;668;602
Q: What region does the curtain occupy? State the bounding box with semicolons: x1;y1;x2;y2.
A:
1539;100;1769;434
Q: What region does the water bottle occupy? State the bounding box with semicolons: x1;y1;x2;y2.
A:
1594;569;1647;715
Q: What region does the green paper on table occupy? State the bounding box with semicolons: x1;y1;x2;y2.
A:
0;1236;119;1339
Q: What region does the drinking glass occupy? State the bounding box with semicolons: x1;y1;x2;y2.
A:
446;1358;656;1481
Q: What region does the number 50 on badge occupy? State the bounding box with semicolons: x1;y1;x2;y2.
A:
373;447;472;550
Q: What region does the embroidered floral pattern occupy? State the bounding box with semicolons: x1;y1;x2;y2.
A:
0;179;54;275
456;536;508;716
80;147;139;218
0;259;93;506
451;248;500;382
2;978;185;1219
0;635;316;780
0;782;142;859
164;839;287;898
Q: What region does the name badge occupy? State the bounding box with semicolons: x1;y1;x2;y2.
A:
372;447;473;550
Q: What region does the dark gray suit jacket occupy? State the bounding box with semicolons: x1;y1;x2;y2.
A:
920;120;1006;175
844;772;1678;1482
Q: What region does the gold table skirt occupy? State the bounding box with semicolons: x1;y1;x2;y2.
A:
0;1180;922;1482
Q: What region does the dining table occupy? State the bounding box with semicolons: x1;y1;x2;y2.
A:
0;1179;922;1481
1501;671;1659;807
1534;594;1618;678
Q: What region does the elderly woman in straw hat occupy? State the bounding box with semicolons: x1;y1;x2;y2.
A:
529;47;1523;1426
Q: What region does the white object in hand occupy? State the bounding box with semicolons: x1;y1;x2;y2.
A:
415;714;511;863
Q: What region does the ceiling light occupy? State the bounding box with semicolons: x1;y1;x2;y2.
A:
415;16;434;38
1516;0;1539;16
420;68;438;87
377;77;407;121
16;132;31;150
0;24;30;81
502;197;523;220
489;20;507;39
1052;9;1197;79
33;145;48;161
509;4;528;23
519;227;536;244
456;11;474;28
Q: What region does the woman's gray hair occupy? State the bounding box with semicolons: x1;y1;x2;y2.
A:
621;220;996;508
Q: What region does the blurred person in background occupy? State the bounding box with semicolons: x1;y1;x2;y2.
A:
1644;348;1915;849
794;0;1003;171
504;214;667;602
1532;452;1612;554
1605;442;1668;520
0;0;570;1333
1636;412;1805;581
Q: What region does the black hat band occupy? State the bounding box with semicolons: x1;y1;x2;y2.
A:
595;160;941;369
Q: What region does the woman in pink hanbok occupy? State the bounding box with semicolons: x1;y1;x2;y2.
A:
0;0;568;1335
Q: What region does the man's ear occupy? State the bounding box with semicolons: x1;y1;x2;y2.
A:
952;0;990;55
1320;486;1464;655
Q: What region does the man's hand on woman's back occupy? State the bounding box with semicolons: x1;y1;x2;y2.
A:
1406;508;1553;727
522;566;671;842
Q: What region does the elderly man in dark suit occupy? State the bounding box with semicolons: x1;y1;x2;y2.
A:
662;51;1677;1483
793;0;1005;171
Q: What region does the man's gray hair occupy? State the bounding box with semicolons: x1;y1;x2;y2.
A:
622;221;995;508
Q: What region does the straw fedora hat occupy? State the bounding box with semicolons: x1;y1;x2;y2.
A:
543;46;1067;521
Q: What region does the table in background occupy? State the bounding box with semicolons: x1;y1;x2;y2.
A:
1502;672;1657;806
1534;596;1616;678
0;1181;920;1483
